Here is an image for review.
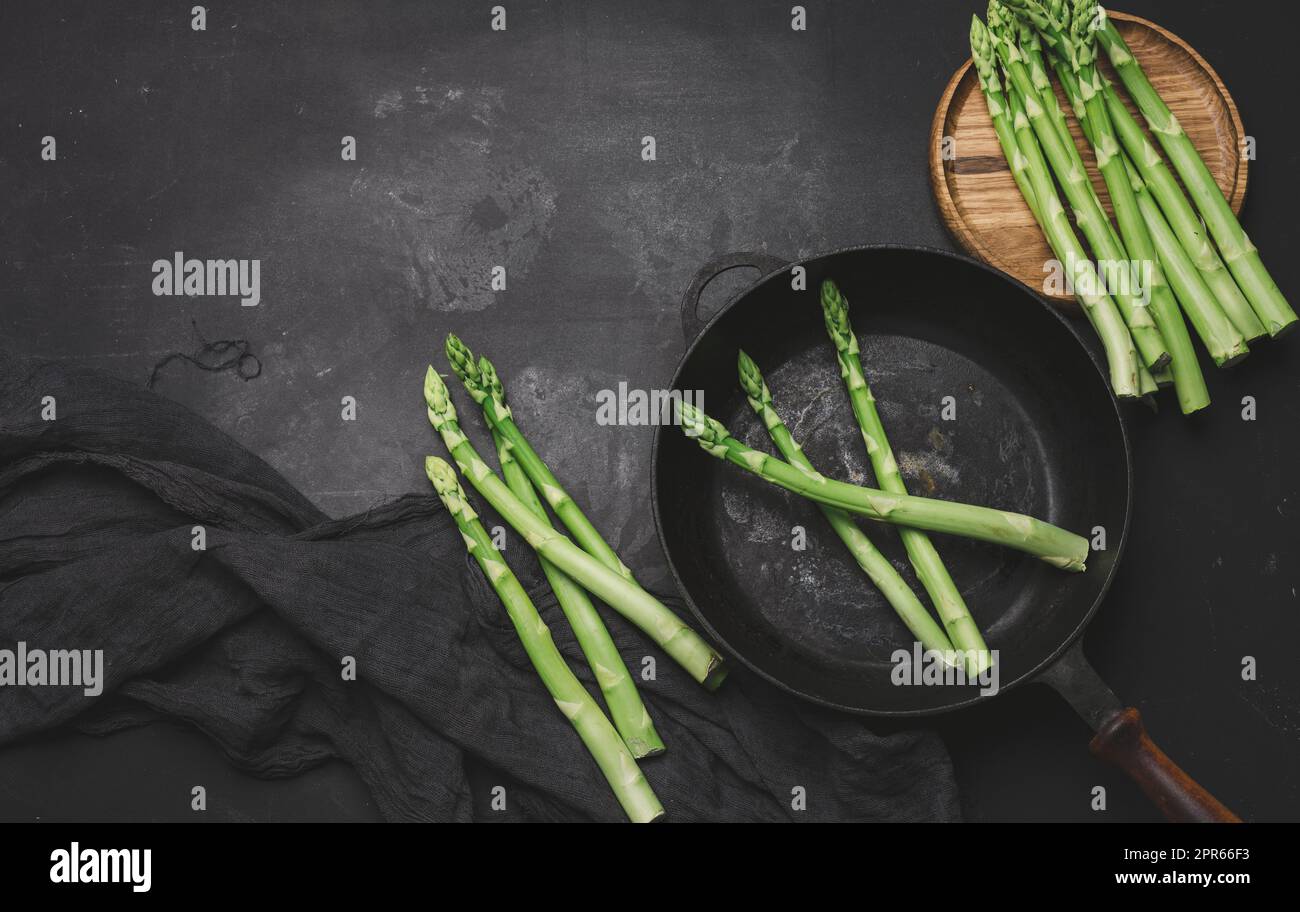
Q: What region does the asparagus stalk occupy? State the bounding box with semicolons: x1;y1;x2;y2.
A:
492;423;665;758
817;285;991;672
1096;79;1264;344
1048;60;1248;368
988;4;1171;371
425;366;727;688
445;336;635;584
972;15;1140;398
677;401;1089;571
1010;5;1123;256
424;457;664;823
1130;159;1249;367
1094;6;1296;337
1051;18;1209;414
736;350;967;669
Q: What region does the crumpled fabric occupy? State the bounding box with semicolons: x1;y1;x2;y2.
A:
0;350;959;821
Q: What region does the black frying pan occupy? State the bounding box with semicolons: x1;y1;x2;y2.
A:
652;246;1238;822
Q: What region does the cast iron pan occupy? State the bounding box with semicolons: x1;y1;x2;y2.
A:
651;246;1239;822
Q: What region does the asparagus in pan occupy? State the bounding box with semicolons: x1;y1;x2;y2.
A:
819;281;991;670
676;400;1090;571
736;349;964;667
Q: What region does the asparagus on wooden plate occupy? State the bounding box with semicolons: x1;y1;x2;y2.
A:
819;282;991;671
677;400;1090;571
736;350;964;667
1094;7;1297;338
1097;76;1263;346
1036;4;1208;414
987;2;1170;373
971;13;1140;397
425;457;664;823
425;365;727;688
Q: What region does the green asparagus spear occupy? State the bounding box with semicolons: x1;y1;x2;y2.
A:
445;336;635;584
1094;5;1295;337
736;350;967;669
988;4;1171;371
817;284;990;672
492;422;665;758
425;366;727;688
1096;78;1264;344
972;15;1140;398
425;457;664;823
1130;157;1250;367
1047;59;1247;369
1050;16;1209;414
676;401;1089;571
1007;3;1123;256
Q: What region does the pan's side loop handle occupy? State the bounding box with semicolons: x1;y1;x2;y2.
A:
1090;708;1241;823
1041;642;1241;823
681;252;789;345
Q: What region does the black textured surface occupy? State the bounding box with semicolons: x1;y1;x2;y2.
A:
1;0;1297;821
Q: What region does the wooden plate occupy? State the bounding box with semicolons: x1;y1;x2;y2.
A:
929;10;1247;306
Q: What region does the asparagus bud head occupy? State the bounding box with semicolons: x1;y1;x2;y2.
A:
736;350;772;410
1071;0;1100;66
444;334;485;401
423;365;459;429
475;355;512;419
970;16;998;82
425;456;478;522
819;280;859;356
676;401;730;455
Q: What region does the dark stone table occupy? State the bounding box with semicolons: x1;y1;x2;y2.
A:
2;0;1295;821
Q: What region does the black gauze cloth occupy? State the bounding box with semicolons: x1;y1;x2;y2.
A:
0;352;959;821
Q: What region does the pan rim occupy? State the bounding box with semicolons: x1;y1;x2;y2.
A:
650;242;1134;717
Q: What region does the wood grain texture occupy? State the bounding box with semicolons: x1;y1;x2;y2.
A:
1091;708;1242;823
929;10;1247;307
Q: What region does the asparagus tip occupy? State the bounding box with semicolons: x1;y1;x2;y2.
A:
423;366;458;424
444;333;481;386
736;349;769;406
676;401;730;450
424;455;459;494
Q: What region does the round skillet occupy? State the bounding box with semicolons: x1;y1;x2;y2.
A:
651;246;1238;822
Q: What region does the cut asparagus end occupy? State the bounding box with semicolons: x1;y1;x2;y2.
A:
702;658;729;691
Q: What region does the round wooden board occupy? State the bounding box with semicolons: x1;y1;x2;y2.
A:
929;10;1247;307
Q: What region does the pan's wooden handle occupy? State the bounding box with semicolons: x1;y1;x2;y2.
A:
1090;708;1241;823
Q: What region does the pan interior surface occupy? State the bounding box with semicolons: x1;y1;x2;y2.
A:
654;248;1128;714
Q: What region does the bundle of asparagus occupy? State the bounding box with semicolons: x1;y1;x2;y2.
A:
970;0;1295;414
423;336;727;821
